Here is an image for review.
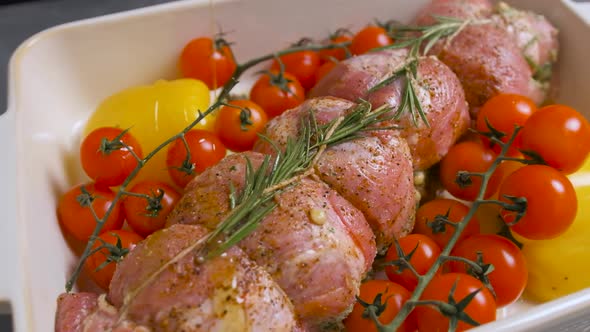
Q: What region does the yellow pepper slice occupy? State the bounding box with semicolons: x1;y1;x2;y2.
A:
522;157;590;302
84;79;212;186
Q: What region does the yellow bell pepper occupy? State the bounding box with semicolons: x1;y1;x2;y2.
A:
84;79;212;186
521;157;590;302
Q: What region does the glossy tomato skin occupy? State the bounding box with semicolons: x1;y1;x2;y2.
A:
318;34;351;63
214;99;268;152
415;273;496;332
344;280;416;332
166;130;227;188
450;234;527;307
80;127;143;187
85;230;143;290
57;183;125;242
476;94;536;154
413;198;480;249
499;165;577;240
350;26;392;55
250;71;305;118
520;104;590;174
271;50;320;90
385;234;441;291
179;37;237;89
440;141;503;201
522;180;590;302
123;181;181;237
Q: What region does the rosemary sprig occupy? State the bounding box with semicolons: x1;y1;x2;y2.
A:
201;101;392;260
368;16;476;127
65;40;351;292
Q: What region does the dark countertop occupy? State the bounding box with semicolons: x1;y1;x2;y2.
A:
0;1;176;330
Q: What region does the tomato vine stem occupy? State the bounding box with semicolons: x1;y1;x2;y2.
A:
65;40;351;292
381;127;523;332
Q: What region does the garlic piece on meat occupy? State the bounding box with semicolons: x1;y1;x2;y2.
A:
310;208;327;225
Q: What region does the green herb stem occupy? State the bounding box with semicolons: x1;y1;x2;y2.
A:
382;128;522;331
65;41;351;292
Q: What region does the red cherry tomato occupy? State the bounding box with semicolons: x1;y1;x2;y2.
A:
166;130;226;188
179;37;237;89
85;230;143;290
415;273;496;332
520;104;590;174
440;141;503;201
476;94;537;154
385;234;441;291
498;165;577;240
123;181;181;237
350;26;393;55
80;127;143;187
413;198;480;249
449;234;527;307
57;183;125;242
344;280;416;332
214;99;268;152
318;33;352;63
271;50;320;90
250;71;305;118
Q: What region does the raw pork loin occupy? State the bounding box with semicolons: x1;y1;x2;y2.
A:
167;152;376;328
56;224;301;332
254;97;417;250
310;50;470;170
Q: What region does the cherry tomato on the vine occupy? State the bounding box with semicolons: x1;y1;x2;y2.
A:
520;104;590;174
440;141;503;201
57;183;125;242
318;32;352;63
476;93;537;154
250;71;305;118
85;230;143;290
166;130;227;188
214;99;268;152
271;49;320;90
415;273;496;332
413;198;480;249
179;36;237;89
498;164;577;240
123;181;181;237
450;234;527;307
350;26;393;55
385;234;441;291
80;127;143;187
344;280;416;332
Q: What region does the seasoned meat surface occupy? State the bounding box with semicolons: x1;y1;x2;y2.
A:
429;23;543;110
254;97;417;250
240;178;374;327
414;0;556;112
109;224;301;332
167;152;376;327
493;2;558;76
166;151;266;228
310;51;470;169
414;0;493;25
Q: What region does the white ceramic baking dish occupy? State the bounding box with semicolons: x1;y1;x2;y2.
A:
2;0;590;331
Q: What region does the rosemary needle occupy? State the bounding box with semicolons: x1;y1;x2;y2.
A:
369;16;472;127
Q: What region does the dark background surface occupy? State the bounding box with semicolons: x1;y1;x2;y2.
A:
0;1;176;330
